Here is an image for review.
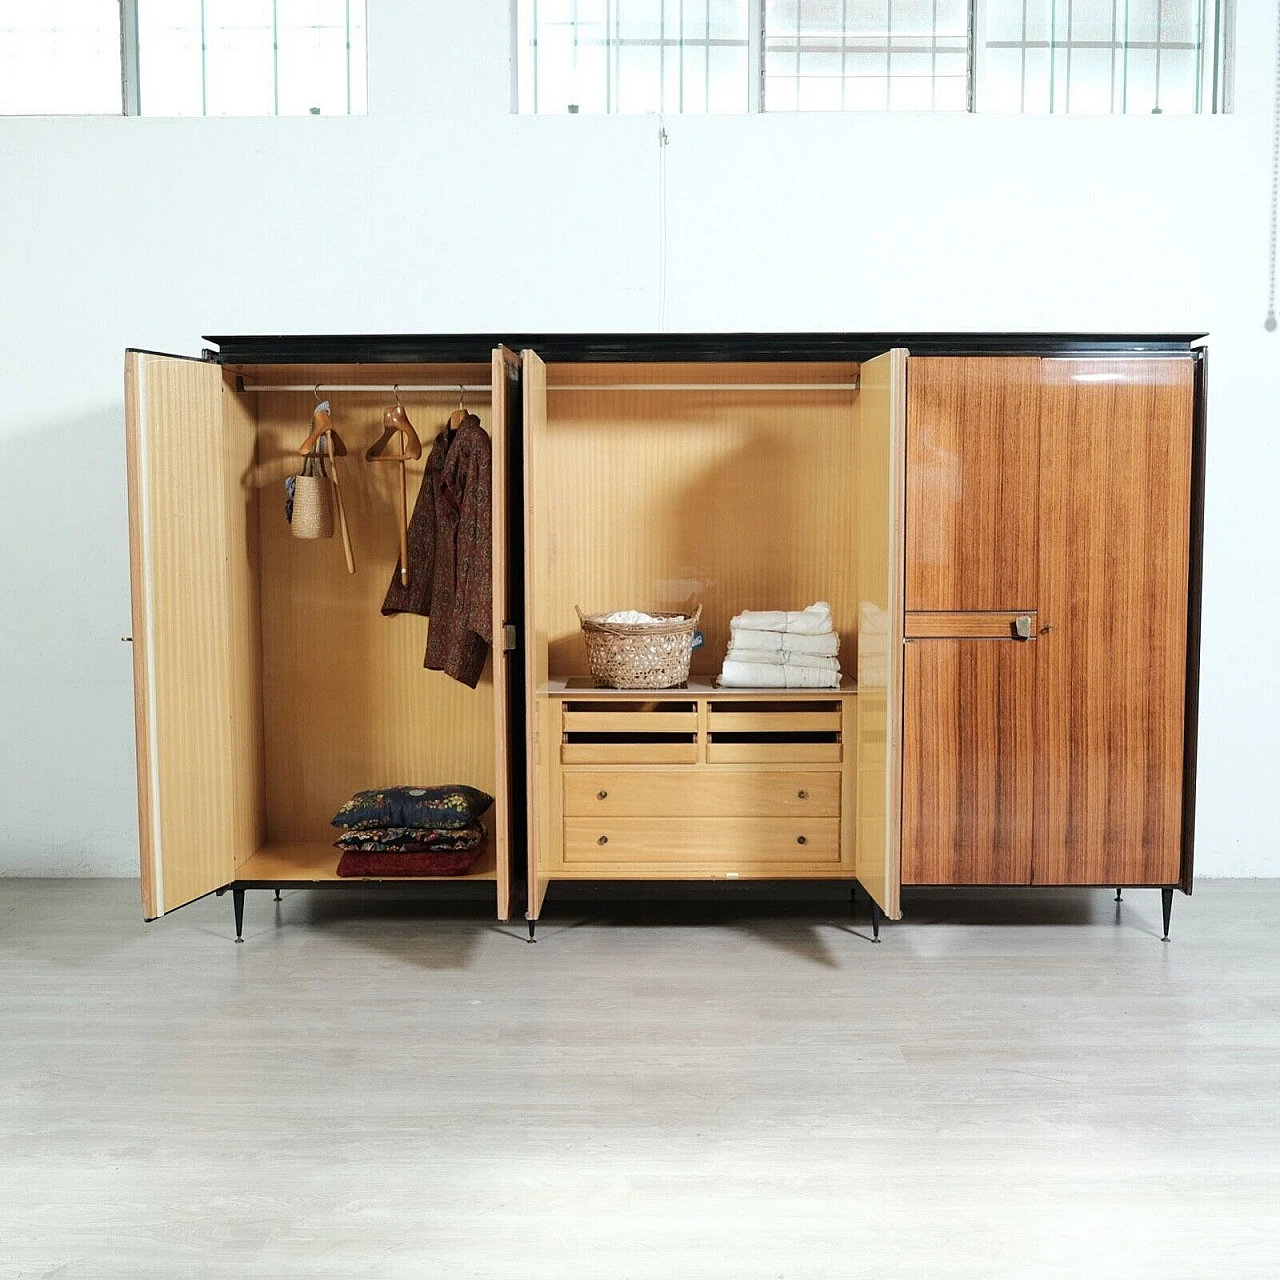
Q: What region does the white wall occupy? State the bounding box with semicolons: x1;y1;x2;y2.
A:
1;1;1277;878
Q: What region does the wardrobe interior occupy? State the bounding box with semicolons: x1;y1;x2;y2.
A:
525;360;865;689
130;354;515;917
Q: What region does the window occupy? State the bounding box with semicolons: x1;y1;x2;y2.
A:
764;0;970;112
0;0;367;116
514;0;1231;113
0;2;122;115
135;1;368;116
516;1;751;114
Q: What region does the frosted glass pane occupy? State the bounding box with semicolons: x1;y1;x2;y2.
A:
707;45;749;112
1063;48;1115;113
278;27;350;115
0;0;121;114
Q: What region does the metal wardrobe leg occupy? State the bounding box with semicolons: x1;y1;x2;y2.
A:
233;888;245;943
1161;887;1173;942
527;917;536;943
869;897;881;943
274;888;282;903
1115;887;1123;902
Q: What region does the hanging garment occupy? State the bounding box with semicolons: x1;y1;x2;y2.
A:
382;415;493;688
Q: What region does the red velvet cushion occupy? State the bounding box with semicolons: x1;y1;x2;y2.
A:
335;848;481;877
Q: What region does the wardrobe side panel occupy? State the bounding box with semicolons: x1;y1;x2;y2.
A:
222;385;267;872
489;347;520;919
522;350;550;915
905;358;1041;612
1034;358;1194;886
853;349;907;920
124;352;240;916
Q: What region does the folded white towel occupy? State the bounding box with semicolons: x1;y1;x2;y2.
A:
719;661;841;689
730;602;833;636
724;647;840;672
723;629;839;656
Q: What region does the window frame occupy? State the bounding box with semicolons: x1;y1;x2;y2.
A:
511;0;1234;115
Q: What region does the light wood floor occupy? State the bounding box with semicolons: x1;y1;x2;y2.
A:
1;878;1278;1279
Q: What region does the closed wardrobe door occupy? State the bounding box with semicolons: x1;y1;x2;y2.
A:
1034;358;1195;886
901;619;1037;885
901;358;1042;885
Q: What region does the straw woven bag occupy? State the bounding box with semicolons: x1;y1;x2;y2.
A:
576;605;702;689
289;452;334;540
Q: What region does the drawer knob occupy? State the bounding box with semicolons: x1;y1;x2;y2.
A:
597;790;608;800
597;835;609;846
797;789;809;799
796;835;807;845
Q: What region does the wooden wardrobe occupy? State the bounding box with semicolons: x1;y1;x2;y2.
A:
124;348;523;934
125;333;1205;941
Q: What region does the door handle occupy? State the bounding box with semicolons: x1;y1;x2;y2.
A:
1013;615;1033;640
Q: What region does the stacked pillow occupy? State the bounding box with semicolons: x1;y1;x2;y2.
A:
331;785;494;877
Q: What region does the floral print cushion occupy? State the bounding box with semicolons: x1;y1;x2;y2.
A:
331;785;493;832
333;822;486;853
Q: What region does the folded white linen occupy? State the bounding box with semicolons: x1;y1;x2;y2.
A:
723;629;839;656
724;647;840;672
718;661;841;689
730;601;833;636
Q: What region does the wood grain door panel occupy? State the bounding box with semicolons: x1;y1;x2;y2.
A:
1034;358;1194;885
902;636;1036;885
906;357;1041;611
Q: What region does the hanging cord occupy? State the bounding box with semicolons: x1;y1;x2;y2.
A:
1268;0;1280;331
657;113;670;331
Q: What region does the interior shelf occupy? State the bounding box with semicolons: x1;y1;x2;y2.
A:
236;839;498;884
540;677;857;697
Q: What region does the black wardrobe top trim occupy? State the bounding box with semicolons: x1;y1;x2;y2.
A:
202;332;1207;365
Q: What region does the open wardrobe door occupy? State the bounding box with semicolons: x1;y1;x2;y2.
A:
490;345;521;920
124;351;259;919
520;349;549;923
854;348;909;920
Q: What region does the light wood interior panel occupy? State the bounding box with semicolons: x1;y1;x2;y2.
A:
902;638;1036;885
906;357;1041;611
853;349;908;919
125;353;252;916
530;363;860;682
243;364;500;852
1034;358;1194;886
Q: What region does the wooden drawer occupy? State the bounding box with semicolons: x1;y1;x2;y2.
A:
563;771;841;818
562;817;841;867
560;700;699;765
705;699;844;764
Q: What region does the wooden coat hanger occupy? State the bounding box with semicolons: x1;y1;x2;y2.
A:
298;392;355;574
365;387;423;588
448;384;470;431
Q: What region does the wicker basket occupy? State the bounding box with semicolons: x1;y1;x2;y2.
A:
576;605;702;689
